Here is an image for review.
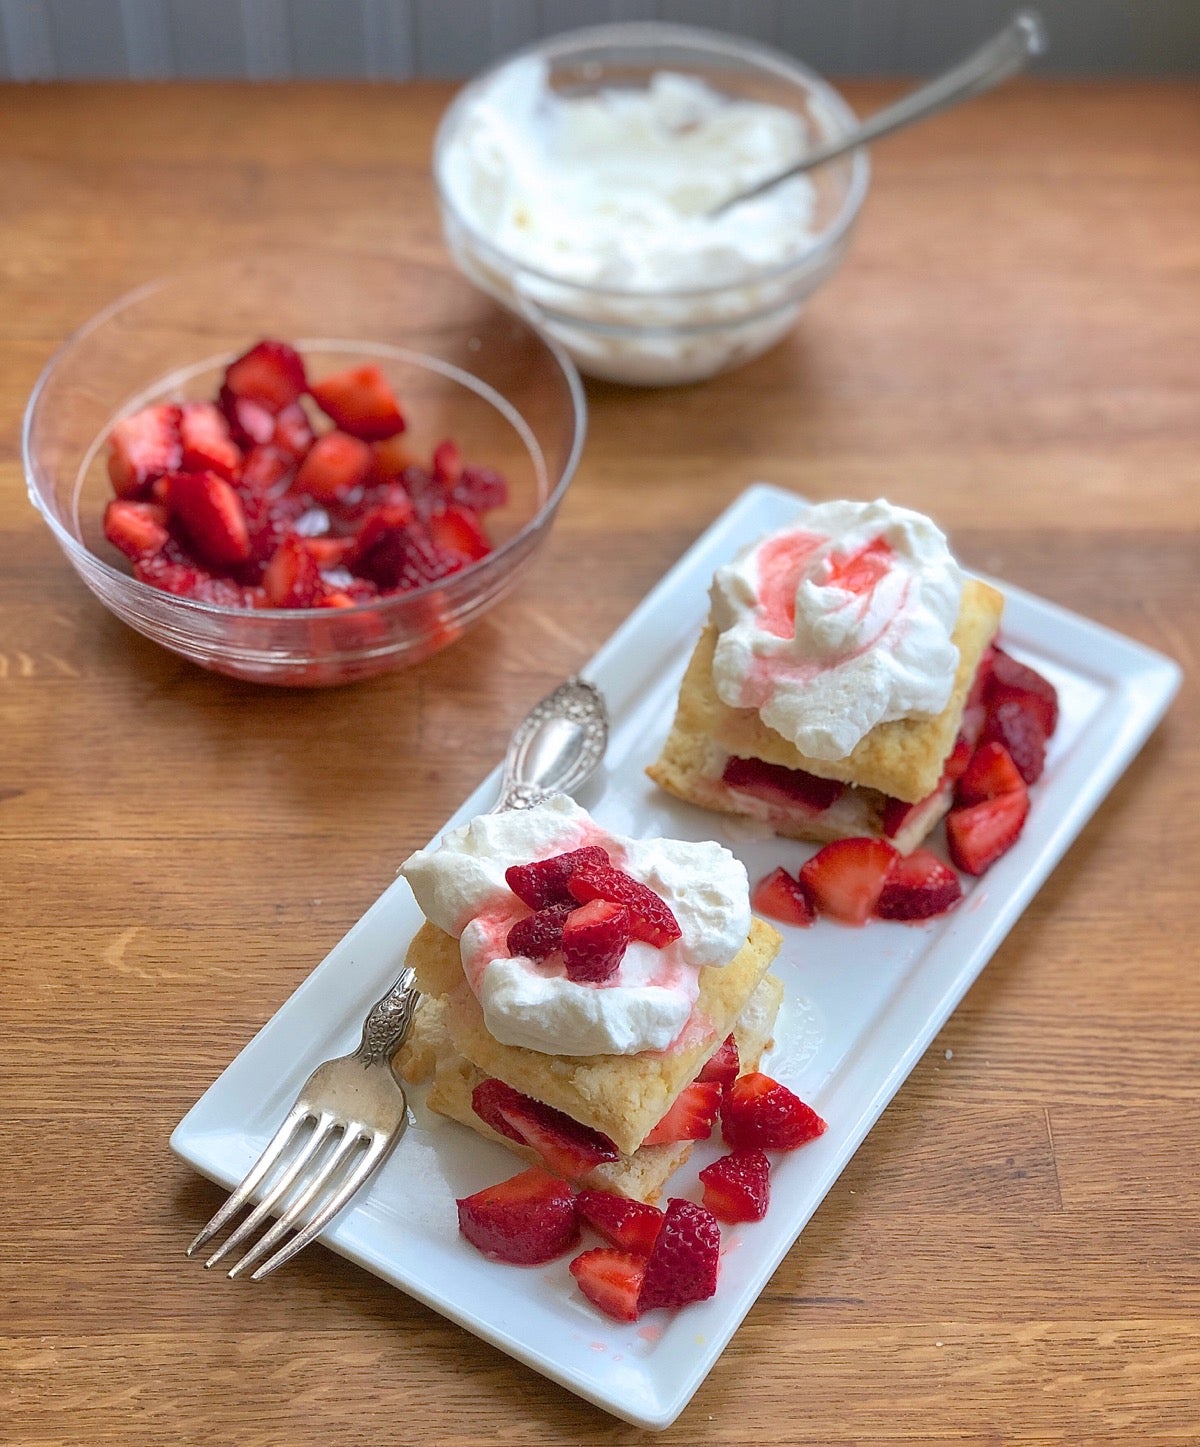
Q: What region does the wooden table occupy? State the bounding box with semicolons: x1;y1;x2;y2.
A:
2;80;1197;1446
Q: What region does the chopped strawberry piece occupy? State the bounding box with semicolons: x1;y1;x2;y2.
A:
106;404;182;499
506;904;572;961
698;1149;771;1223
956;741;1026;806
309;363;406;441
103;499;170;561
751;866;816;927
721;755;845;812
875;849;963;921
294;431;373;503
179;402;240;482
720;1072;827;1152
566;863;682;948
427;503;490;563
348;509;453;592
240;489;308;567
431;438;463;485
468;1078;531;1145
944;733;974;782
798;837;898;926
133;550;249;606
576;1191;664;1255
946;787;1030;876
987;647;1059;736
642;1081;722;1147
638;1199;721;1313
471;1079;620;1179
372;435;414;479
400;464;447;520
162;470;251;569
561;899;631;984
980;698;1047;784
272;402;315;461
451;465;508;513
219;385;275;447
504;846;610;911
263;535;324;608
569;1248;646;1322
696;1034;740;1090
456;1167;578;1266
224;339;307;412
302;535;356;569
239;444;294;494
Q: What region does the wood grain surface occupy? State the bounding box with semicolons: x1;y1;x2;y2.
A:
2;80;1198;1447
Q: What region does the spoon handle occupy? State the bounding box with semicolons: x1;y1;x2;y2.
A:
712;9;1046;215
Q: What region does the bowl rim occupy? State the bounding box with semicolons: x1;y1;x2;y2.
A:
22;248;588;622
432;19;871;304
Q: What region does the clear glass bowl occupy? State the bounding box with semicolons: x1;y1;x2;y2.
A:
23;250;586;686
433;22;869;387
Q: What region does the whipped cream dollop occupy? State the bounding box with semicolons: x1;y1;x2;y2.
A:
401;796;750;1057
711;499;965;760
438;60;816;293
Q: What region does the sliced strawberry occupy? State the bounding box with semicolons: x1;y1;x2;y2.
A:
980;699;1047;784
162;470;251;569
294;431;373;503
106;404;182;499
566;863;682;948
956;741;1026;806
468;1078;530;1145
133;551;249;606
698;1149;771;1223
239;444;294;494
642;1081;721;1147
944;733;974;782
696;1034;740;1090
224;339;307;412
721;755;845;812
427;504;490;564
179;402;240;482
302;535;356;569
240;489;308;567
638;1199;721;1313
720;1072;827;1152
451;465;508;513
560;899;630;984
987;647;1058;737
310;363;405;441
219;385;275;448
263;535;323;608
103;499;170;561
456;1167;578;1266
946;787;1030;876
875;849;963;922
272;402;315;461
750;866;816;927
400;464;448;520
799;837;898;926
504;846;610;911
569;1249;646;1322
349;509;453;593
472;1079;620;1179
431;438;463;485
506;904;573;961
372;435;414;479
576;1191;664;1255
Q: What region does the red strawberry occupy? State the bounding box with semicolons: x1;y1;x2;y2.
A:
219;385;275;448
239;444;294;494
106;404;182;499
468;1078;530;1145
310;363;406;441
399;464;447;521
456;1168;578;1266
956;741;1026;806
272;402;315;461
569;1249;646;1322
103;499;170;560
349;511;452;593
294;431;374;503
560;899;631;984
799;837;898;926
566;863;682;948
750;866;815;927
987;647;1058;737
472;1080;620;1179
721;755;845;812
224;339;307;412
263;535;323;608
946;787;1030;876
506;904;572;961
451;465;508;513
133;550;249;606
504;846;610;910
944;733;974;782
162;470;251;569
642;1081;721;1147
431;438;463;485
638;1198;721;1312
241;489;308;567
696;1034;740;1090
372;435;415;479
576;1191;664;1255
427;504;490;563
720;1072;827;1152
698;1149;771;1223
179;402;240;481
980;699;1047;784
302;535;356;569
875;849;963;921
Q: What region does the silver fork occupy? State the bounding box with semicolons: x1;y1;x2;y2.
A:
186;676;609;1280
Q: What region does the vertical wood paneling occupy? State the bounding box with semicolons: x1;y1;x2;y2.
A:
414;0;492;76
288;0;369;77
0;0;56;79
723;0;778;46
165;0;247;78
240;0;291;78
361;0;414;79
47;0;129;76
119;0;174;78
489;0;538;55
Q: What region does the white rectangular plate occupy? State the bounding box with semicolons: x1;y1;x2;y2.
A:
172;484;1181;1430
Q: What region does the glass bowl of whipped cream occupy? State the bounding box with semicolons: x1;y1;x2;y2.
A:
434;22;869;387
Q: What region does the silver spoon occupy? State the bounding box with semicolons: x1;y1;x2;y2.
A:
710;9;1046;216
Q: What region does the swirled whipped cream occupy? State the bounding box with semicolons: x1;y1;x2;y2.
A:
711;499;965;760
401;795;750;1057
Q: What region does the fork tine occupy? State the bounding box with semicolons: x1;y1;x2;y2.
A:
248;1133;394;1281
226;1127;366;1280
203;1112;335;1269
186;1099;313;1258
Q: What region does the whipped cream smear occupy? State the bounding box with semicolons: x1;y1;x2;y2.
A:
711;499;965;760
401;796;750;1057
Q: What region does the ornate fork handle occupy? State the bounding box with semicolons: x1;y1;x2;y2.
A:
355;967;419;1067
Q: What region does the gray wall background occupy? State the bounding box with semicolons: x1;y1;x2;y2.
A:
1;0;1197;80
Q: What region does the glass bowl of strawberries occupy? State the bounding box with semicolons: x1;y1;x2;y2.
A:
23;250;586;685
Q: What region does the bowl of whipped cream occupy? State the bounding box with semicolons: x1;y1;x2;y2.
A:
433;22;869;387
